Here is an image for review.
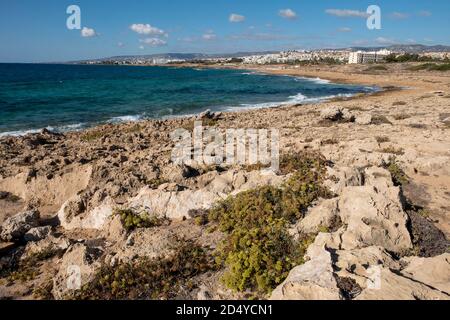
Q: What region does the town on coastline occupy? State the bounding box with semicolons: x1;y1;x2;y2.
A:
78;44;450;66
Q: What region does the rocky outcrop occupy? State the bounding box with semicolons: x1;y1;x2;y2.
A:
271;247;342;300
355;114;372;125
0;210;40;241
57;196;114;230
52;243;103;299
272;164;449;300
24;226;52;242
290;198;340;235
126;169;285;221
400;254;450;294
320;106;354;122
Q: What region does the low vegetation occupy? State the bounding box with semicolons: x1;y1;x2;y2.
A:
72;240;216;300
1;247;63;283
384;158;409;187
408;63;450;72
375;136;390;144
380;146;405;156
116;209;167;232
209;152;331;294
371;114;392;125
393;113;411;120
80;129;108;142
0;191;21;202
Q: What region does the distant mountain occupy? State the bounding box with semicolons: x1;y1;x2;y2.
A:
70;51;279;63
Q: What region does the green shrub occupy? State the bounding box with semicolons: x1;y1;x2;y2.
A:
116;209;166;232
375;136;390;144
385;158;409;187
380;146;405;156
72;241;215;300
408;63;450;72
209;152;331;294
1;247;62;283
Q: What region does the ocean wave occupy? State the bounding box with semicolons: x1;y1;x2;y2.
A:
0;122;88;137
107;114;143;123
295;76;331;85
0;128;46;137
224;91;360;112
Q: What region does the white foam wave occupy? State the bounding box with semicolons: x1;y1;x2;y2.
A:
107;114;143;123
295;76;331;84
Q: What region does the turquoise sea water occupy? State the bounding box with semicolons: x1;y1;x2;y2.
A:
0;64;378;136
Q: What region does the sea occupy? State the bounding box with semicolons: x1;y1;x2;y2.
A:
0;63;378;136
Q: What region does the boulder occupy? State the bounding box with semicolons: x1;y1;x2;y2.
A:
324;166;363;194
400;254;450;294
58;197;114;230
341;108;355;122
320;106;343;121
0;210;40;241
24;226;52;242
355;267;449;300
25;235;71;257
270;247;342;300
356;114;373;125
161;164;198;183
52;243;103;299
338;185;412;254
291;198;340;235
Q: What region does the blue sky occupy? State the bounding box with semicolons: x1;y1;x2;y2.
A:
0;0;449;62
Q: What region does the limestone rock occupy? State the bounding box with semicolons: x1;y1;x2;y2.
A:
0;210;40;241
338;185;412;254
341;108;355;122
324;166;363;194
320;106;343;121
24;226;52;242
52;243;103;299
355;114;372;125
25;235;71;256
291;198;340;235
128;169;284;220
355;267;449;300
161;164;198;183
400;254;450;294
270;248;342;300
58;197;114;230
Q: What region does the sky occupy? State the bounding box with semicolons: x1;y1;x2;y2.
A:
0;0;449;63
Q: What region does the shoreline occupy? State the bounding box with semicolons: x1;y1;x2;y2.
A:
0;65;382;138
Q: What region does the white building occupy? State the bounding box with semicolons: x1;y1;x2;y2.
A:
349;49;391;64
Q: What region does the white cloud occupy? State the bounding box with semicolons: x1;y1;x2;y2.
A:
117;42;125;47
325;9;369;18
375;37;396;45
139;38;167;47
279;9;297;20
229;14;245;23
338;27;352;32
390;12;409;19
130;24;166;36
139;45;145;50
81;27;97;38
